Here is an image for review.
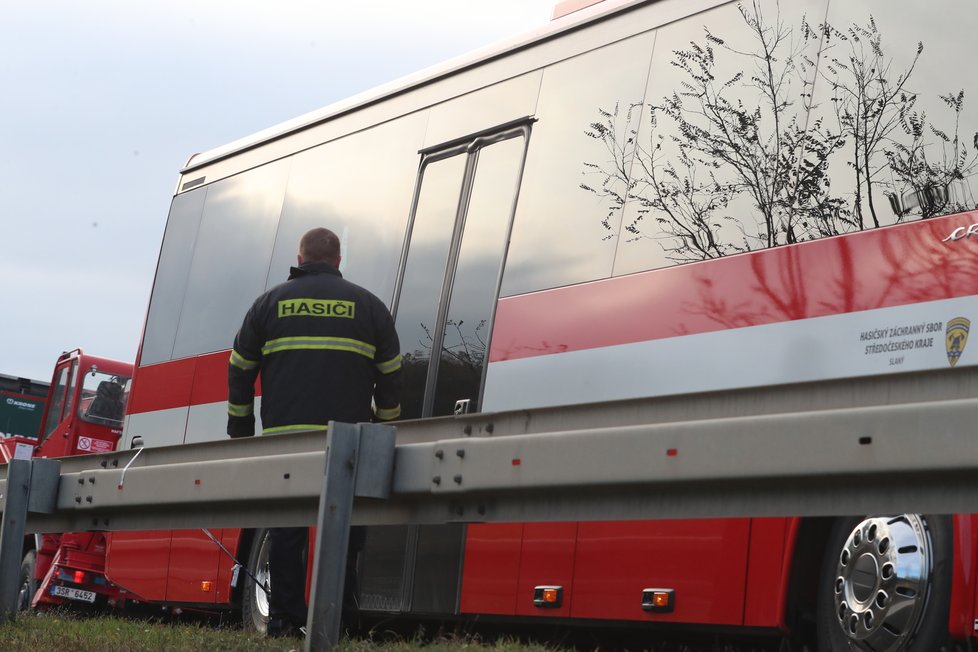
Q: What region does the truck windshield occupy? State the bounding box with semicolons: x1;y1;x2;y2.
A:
78;371;130;427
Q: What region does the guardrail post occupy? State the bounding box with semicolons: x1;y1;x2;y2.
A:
0;459;32;623
304;422;395;651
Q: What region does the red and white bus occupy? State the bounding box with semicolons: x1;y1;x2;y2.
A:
87;0;978;649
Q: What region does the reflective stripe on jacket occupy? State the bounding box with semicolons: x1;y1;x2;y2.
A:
227;262;401;437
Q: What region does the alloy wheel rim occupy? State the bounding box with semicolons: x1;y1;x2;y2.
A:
833;515;932;652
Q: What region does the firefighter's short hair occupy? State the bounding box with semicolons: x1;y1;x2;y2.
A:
299;227;341;263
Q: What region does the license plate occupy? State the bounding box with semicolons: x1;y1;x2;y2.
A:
51;585;96;603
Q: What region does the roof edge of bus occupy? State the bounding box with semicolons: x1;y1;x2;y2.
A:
179;0;646;176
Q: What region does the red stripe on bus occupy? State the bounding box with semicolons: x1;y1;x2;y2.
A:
489;211;978;363
129;352;262;414
129;211;978;412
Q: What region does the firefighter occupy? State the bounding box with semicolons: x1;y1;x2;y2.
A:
226;227;401;638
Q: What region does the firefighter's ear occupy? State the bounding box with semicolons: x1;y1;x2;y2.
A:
296;254;303;266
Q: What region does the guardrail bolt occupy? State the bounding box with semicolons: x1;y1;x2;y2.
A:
100;460;108;468
454;474;463;485
75;496;81;503
463;425;472;436
111;459;119;467
435;449;444;460
485;423;494;434
88;477;95;484
432;476;441;485
456;449;465;459
85;496;93;503
77;478;84;485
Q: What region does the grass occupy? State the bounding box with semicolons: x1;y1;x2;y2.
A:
0;611;557;652
0;610;797;651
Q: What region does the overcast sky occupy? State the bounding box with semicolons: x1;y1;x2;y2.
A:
0;0;558;382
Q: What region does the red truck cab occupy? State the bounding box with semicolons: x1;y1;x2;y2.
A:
0;349;133;611
33;349;132;459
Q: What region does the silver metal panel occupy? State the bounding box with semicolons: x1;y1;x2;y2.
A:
0;459;30;623
123;406;190;449
5;370;978;532
26;458;59;514
422;71;542;148
483;296;978;412
354;424;396;500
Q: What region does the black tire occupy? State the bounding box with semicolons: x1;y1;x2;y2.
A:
242;528;271;633
18;549;37;612
816;514;954;652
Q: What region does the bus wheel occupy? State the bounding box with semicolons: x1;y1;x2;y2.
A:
18;550;37;612
816;514;954;651
242;529;271;633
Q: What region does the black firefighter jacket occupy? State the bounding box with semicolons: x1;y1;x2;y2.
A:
226;262;401;437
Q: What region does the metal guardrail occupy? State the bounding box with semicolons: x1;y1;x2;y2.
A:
5;396;978;530
3;381;978;648
0;422;396;651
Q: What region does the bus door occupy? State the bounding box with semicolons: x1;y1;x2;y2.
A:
358;123;530;615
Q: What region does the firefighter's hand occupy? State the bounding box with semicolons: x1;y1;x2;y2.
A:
227;415;255;438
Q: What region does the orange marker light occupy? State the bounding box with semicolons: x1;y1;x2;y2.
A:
641;587;675;613
533;585;563;608
200;581;214;592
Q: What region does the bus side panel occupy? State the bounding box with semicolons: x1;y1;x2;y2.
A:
743;517;789;628
105;530;172;601
953;514;978;640
570;519;750;624
515;522;578;617
126;358;197;419
460;523;523;615
166;530;222;603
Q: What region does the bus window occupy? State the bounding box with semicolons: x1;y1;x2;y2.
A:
172;160;289;360
140;189;206;365
821;0;978;225
268;113;426;303
500;31;655;296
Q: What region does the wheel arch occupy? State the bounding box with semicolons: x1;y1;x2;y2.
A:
231;528;262;607
783;516;835;646
22;533;41;554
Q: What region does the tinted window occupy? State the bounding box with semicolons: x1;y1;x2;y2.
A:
139;189;206;365
500;32;657;296
819;0;978;225
268;113;427;302
431;136;525;416
612;0;829;275
394;154;468;420
172;161;290;359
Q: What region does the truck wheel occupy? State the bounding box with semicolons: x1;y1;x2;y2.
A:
242;529;271;633
18;550;37;612
816;514;954;651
